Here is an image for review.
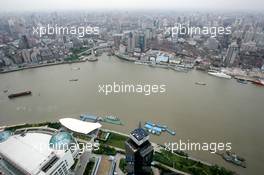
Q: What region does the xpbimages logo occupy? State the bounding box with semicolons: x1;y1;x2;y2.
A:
165;23;232;37
98;82;166;96
32;24;100;37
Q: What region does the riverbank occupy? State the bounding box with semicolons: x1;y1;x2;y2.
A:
1;53;263;85
0;59;87;74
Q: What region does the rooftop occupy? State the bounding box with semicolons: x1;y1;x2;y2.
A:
131;128;148;141
49;131;76;150
0;132;65;175
59;118;102;135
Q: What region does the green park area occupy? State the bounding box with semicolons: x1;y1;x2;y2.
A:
103;132;128;150
83;161;95;175
93;143;117;156
154;150;234;175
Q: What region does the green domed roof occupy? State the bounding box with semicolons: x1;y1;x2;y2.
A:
49;132;76;150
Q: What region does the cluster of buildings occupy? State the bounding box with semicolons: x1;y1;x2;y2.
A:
0;118;154;175
110;12;264;71
0;11;264;72
0;118;101;175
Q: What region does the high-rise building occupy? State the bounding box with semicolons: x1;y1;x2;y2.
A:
243;30;254;43
224;42;239;66
113;34;122;49
125;127;153;175
20;35;30;49
0;130;79;175
127;32;135;53
138;33;146;52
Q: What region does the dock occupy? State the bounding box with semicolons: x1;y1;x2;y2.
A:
144;121;175;136
80;114;101;122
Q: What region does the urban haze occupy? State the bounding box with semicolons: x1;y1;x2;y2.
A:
0;1;264;175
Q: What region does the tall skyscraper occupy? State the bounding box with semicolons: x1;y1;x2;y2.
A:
127;32;135;53
138;33;146;52
20;35;30;49
113;34;122;49
224;42;239;66
125;127;153;175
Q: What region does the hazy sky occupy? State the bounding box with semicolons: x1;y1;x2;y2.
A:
1;0;264;12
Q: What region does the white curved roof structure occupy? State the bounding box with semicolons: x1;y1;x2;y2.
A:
59;118;102;134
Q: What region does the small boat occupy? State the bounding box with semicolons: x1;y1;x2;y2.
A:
72;67;80;70
195;82;206;86
106;116;118;121
172;66;189;73
69;79;79;82
222;151;246;168
8;91;32;99
237;79;248;84
3;90;8;93
87;57;98;62
208;71;231;79
103;116;123;125
252;79;264;86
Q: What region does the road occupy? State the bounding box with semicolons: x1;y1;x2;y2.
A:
115;153;125;175
75;151;91;175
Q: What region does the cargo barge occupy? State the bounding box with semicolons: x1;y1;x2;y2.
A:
8;91;32;99
102;116;123;125
223;151;246;168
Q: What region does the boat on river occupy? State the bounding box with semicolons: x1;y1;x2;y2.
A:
208;71;231;79
252;79;264;86
237;79;248;84
103;116;123;125
69;79;78;82
8;91;32;99
171;66;189;73
195;82;206;86
87;57;98;62
72;67;80;70
222;151;246;168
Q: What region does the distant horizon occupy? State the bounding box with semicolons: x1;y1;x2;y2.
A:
0;0;264;13
0;8;263;14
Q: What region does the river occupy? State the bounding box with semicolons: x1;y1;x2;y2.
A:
0;55;263;175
